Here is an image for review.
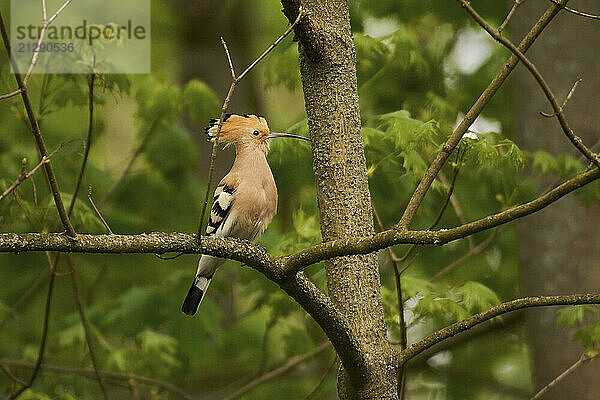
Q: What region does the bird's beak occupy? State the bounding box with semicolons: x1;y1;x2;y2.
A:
267;132;311;142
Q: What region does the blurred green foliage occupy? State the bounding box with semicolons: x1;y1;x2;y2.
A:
0;0;599;399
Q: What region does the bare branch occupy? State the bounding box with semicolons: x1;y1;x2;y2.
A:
531;352;599;400
0;89;22;100
0;364;27;387
499;0;528;34
0;140;78;202
221;341;331;400
24;0;73;84
66;255;108;399
68;66;96;217
284;167;599;272
372;201;407;350
437;169;474;248
7;255;58;399
548;0;600;20
398;295;600;367
236;8;306;82
457;0;600;169
221;36;236;79
540;77;582;117
431;227;504;282
88;186;114;234
0;167;597;275
396;0;569;230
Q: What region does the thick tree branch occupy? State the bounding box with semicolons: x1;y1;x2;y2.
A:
283;167;599;272
398;295;600;367
0;167;597;274
396;0;569;230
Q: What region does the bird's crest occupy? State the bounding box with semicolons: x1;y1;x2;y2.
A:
204;113;269;145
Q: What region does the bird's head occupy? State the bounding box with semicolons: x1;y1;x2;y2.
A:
205;113;310;154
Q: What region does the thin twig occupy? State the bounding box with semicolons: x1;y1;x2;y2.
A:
0;89;22;100
392;152;462;266
0;364;27;386
540;77;582;117
100;119;159;207
0;361;196;400
398;253;419;276
196;8;306;239
7;255;58;399
499;0;528;34
236;7;305;82
88;186;113;234
396;0;569;231
221;37;236;79
155;252;184;260
548;0;600;20
371;201;408;350
0;140;78;202
431;227;504;282
66;255;108;399
24;0;73;84
437;170;474;249
530;352;599;400
68;62;96;217
457;0;600;170
221;341;331;400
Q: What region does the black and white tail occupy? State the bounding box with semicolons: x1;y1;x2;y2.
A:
181;275;212;315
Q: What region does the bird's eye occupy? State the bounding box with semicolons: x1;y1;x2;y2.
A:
252;130;260;136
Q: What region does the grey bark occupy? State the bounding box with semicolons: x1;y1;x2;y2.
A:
280;1;398;398
511;1;600;399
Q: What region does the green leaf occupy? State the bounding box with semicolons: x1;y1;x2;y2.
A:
557;305;598;328
455;281;501;314
573;322;600;352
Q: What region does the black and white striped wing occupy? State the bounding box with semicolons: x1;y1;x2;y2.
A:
206;185;235;237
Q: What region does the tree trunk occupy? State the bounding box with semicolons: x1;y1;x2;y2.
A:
281;1;398;398
511;2;600;399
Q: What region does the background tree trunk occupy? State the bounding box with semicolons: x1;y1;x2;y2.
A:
511;2;600;398
281;1;398;398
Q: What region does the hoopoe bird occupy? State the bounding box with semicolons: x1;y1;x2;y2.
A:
182;113;310;315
